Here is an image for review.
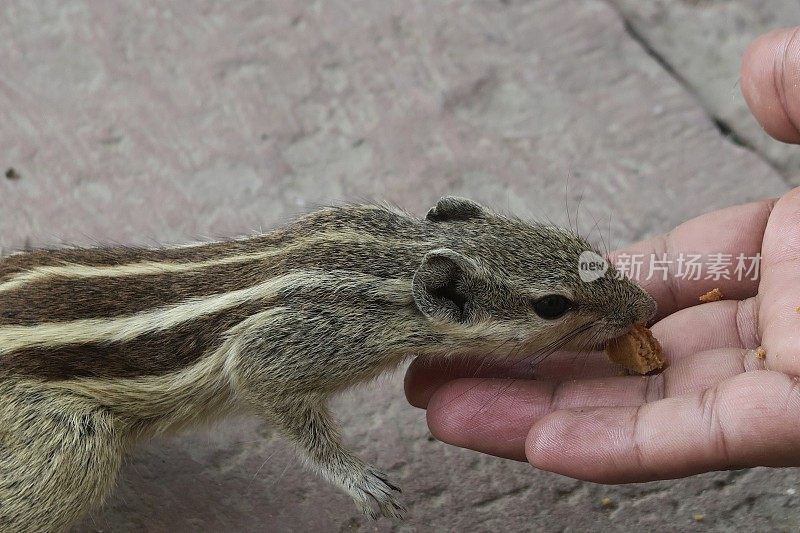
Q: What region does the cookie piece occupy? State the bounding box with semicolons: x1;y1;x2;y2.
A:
605;324;665;375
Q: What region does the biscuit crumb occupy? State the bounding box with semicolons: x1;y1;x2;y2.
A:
698;288;723;303
605;324;665;375
755;346;767;360
794;306;800;314
693;513;704;522
600;496;614;508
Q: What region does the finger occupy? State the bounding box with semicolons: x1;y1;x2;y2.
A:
526;371;800;483
663;347;765;397
405;352;622;409
425;375;658;461
741;27;800;144
423;346;760;461
654;297;759;363
756;187;800;375
405;357;526;409
610;198;774;320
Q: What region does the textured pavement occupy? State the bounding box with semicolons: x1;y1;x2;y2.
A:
608;0;800;181
0;1;798;531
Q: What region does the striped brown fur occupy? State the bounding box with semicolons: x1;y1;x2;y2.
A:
0;236;428;325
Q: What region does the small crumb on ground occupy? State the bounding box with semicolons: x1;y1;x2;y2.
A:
4;168;20;180
755;346;767;360
698;288;723;303
600;497;614;508
795;306;800;314
693;513;704;522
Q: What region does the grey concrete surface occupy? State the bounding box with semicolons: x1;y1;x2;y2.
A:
0;0;797;531
607;0;800;182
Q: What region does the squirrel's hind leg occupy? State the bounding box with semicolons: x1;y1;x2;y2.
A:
0;381;125;532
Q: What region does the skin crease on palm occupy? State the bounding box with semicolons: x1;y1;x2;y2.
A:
404;26;800;484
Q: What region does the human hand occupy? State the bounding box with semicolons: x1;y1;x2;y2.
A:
404;27;800;483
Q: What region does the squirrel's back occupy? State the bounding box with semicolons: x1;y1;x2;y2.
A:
0;205;431;380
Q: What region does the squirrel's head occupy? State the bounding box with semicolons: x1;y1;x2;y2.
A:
412;197;656;356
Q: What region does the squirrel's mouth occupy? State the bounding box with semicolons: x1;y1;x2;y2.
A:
587;323;638;351
541;320;639;355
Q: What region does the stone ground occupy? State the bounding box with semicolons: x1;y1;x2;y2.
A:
1;0;799;531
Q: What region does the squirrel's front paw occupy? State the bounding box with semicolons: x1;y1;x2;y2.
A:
349;466;405;520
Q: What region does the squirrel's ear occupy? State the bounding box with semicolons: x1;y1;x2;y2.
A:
426;196;487;222
412;249;478;323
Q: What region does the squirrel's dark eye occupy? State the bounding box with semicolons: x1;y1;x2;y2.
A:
532;295;574;320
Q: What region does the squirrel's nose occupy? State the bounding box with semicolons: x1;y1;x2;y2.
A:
619;292;656;327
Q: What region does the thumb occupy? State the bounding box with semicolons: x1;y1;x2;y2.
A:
525;371;800;483
741;27;800;144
